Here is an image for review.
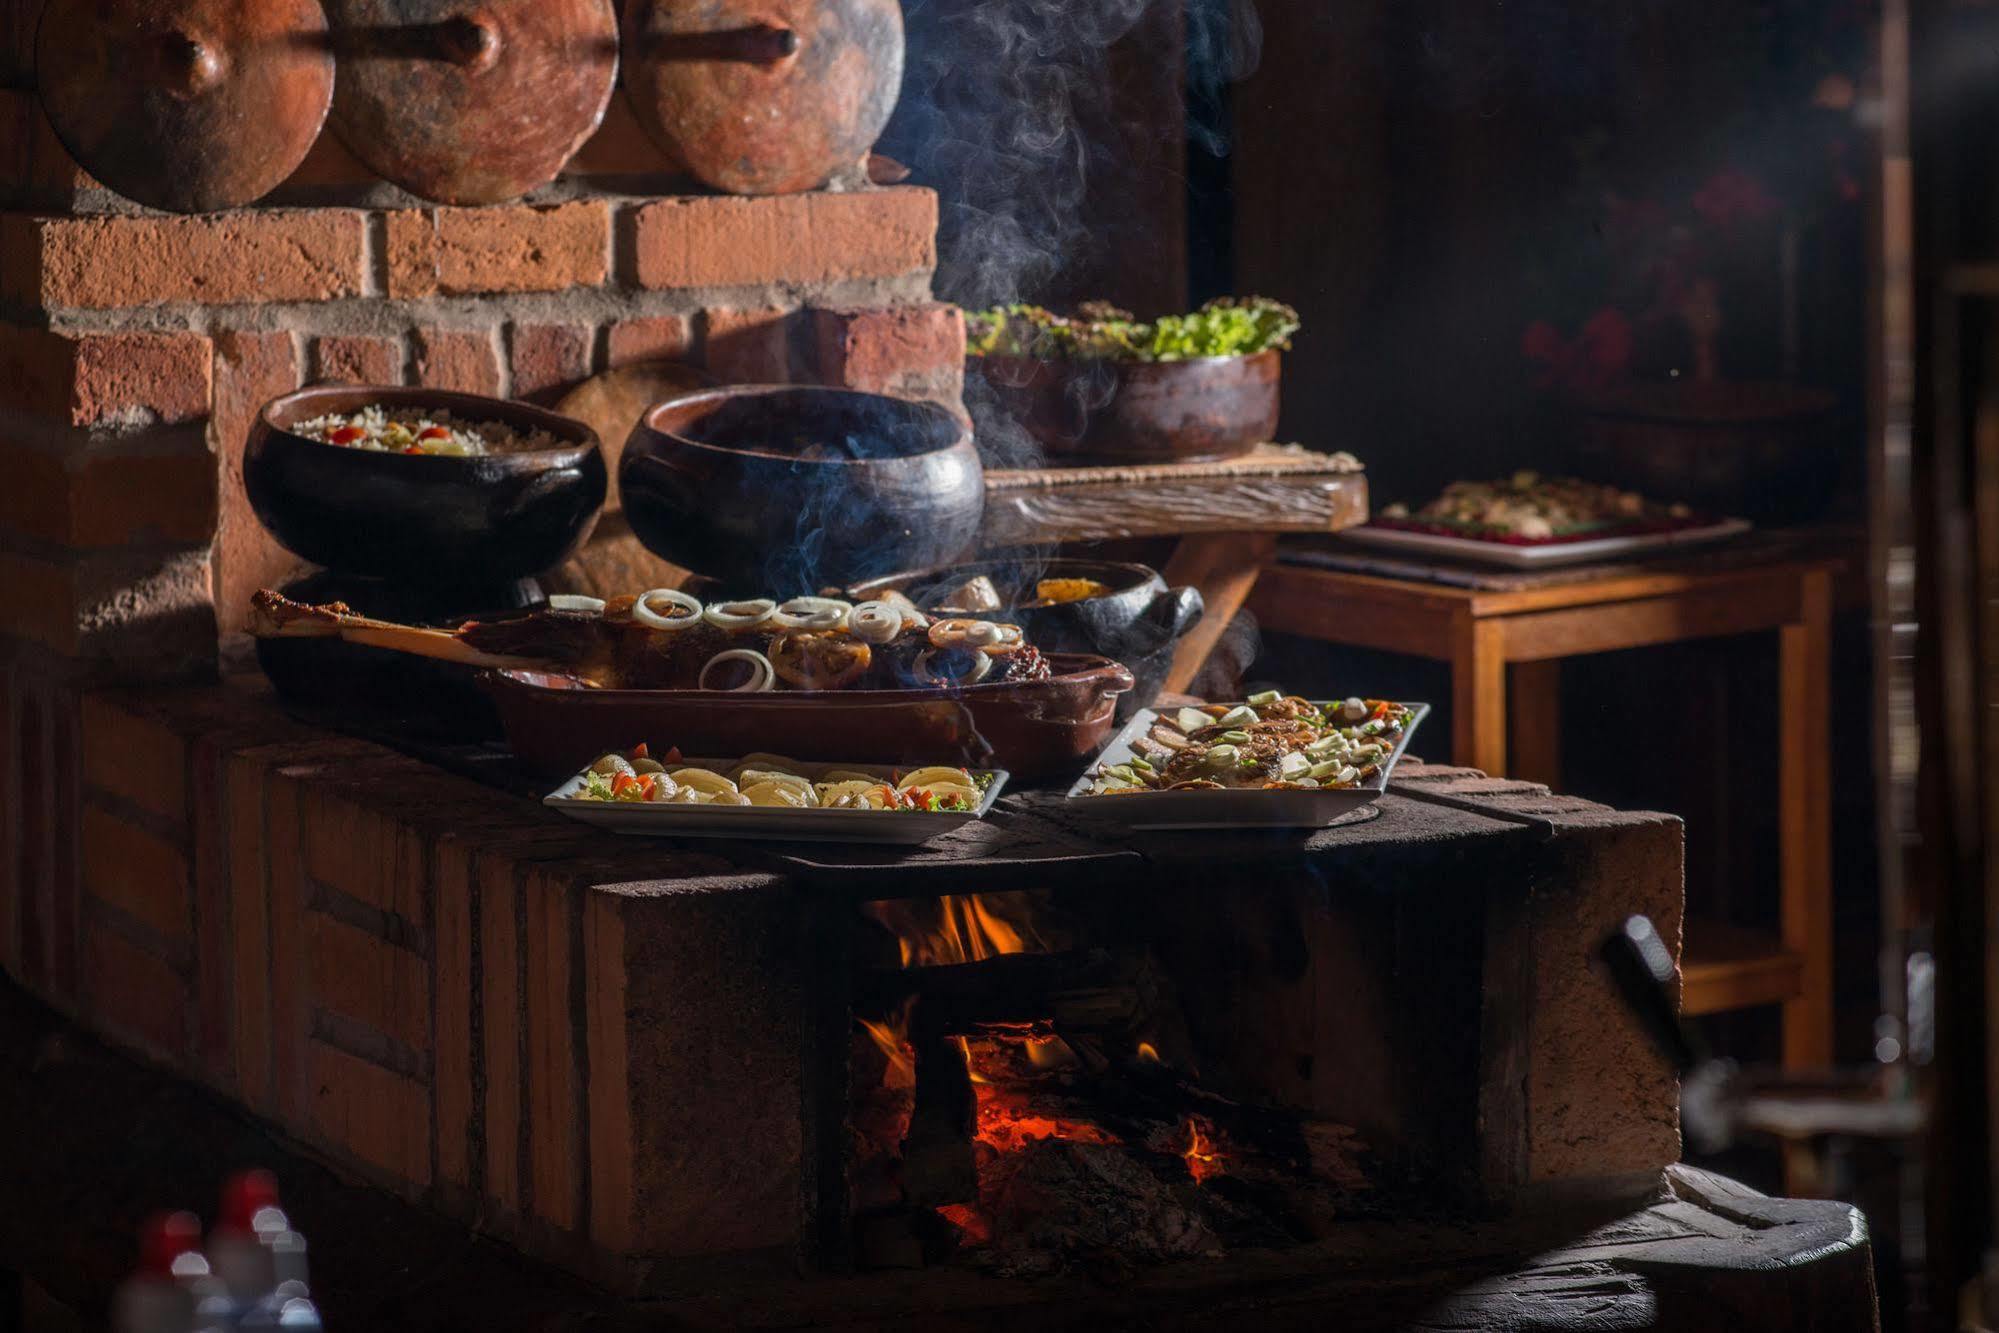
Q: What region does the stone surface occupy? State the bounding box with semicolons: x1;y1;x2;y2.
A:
630;188;936;290
413;327;502;396
0;326;212;426
508;322;592;400
210;329;303;638
4;210;367;309
386;201;610;299
606;314;695;369
813;302;965;408
702;306;793;384
313;334;402;386
0;433;216;550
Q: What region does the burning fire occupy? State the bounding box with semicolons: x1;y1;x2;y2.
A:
860;1015;915;1090
865;891;1056;968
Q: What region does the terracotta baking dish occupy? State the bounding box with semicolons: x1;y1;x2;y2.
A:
481;654;1134;781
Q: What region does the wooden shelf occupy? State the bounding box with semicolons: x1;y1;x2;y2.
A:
1682;918;1804;1016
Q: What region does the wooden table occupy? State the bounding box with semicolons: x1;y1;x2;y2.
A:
978;444;1370;693
1250;550;1840;1071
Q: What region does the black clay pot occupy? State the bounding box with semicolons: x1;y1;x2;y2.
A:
245;385;607;588
621;385;984;594
848;557;1203;717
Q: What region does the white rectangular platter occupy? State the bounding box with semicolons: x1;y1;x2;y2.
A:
1063;702;1429;830
1339;518;1751;568
543;760;1009;845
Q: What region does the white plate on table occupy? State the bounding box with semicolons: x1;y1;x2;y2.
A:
543;761;1009;844
1063;703;1429;830
1340;518;1751;568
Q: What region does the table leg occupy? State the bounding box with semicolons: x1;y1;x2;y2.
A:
1451;616;1508;775
1509;660;1562;790
1160;533;1280;695
1779;569;1835;1070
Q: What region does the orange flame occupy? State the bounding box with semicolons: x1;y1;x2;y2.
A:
864;891;1055;969
1136;1041;1161;1065
863;1015;915;1087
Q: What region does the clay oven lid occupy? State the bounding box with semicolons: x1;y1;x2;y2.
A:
621;0;903;195
324;0;618;205
36;0;335;213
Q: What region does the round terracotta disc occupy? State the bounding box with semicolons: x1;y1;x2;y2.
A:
37;0;334;213
623;0;903;196
326;0;618;205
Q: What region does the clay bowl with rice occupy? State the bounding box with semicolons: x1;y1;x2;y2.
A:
246;385;608;585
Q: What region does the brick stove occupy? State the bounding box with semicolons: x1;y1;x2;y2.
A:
0;8;1877;1325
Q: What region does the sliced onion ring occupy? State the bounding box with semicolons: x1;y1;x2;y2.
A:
771;596;851;631
847;600;904;645
913;647;994;686
927;618;1025;655
704;598;776;630
545;594;605;614
633;588;704;630
698;648;775;692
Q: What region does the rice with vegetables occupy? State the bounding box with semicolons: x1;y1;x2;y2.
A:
292;404;557;457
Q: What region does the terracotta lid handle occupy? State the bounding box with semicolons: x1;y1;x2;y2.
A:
435;12;501;70
159;29;226;96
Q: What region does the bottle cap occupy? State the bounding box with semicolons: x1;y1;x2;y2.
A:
218;1169;281;1233
138;1211;202;1276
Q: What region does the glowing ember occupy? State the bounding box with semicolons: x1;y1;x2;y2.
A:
1181;1115;1224;1183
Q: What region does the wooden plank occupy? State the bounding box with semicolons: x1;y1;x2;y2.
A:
432;834;476;1194
526;865;582;1234
978;470;1367;547
479;854;524;1216
1248;564;1459;659
267;775;309;1124
1779;570;1835;1068
584;891;633;1253
1508;660;1562;790
224;752;274;1113
1498;580;1804;662
1682;920;1805;1016
307;1039;431;1187
1451;616;1507;775
1160;532;1278;694
306;913;431;1058
1463;562;1834;616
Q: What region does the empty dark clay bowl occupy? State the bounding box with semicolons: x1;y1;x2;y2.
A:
972;348;1280;464
620;385;984;593
245;384;607;586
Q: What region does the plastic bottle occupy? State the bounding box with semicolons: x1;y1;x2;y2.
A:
238;1229;322;1332
111;1212;203;1333
207;1170;285;1320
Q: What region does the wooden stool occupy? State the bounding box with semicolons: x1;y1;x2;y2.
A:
1250;554;1839;1071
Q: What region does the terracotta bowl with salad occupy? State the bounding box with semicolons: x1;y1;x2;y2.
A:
245;384;608;584
967;298;1298;464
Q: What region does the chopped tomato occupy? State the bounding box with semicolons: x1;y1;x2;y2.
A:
611;772;641;796
417;426;452;440
663;745;683;764
328;425;365;444
403;445;424;454
1370;700;1394;720
639;773;657;799
631;742;649;759
910;788;935;811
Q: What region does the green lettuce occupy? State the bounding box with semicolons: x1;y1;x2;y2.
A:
965;297;1300;363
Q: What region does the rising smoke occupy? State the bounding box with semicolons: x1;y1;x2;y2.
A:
885;0;1263;311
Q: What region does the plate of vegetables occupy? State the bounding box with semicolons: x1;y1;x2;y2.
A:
543;744;1008;844
1066;692;1427;829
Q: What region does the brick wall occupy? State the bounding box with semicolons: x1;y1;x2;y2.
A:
0;65;965;666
